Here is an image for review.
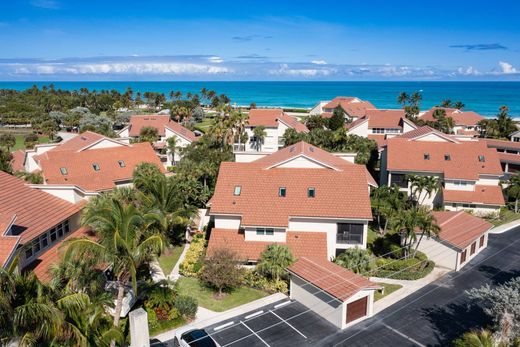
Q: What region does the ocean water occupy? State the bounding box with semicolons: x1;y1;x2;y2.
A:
1;81;519;117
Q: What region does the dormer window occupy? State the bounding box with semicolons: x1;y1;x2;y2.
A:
424;153;430;160
233;186;241;196
478;155;486;162
279;187;286;197
444;154;451;161
308;187;315;198
118;160;126;168
59;167;68;175
92;163;100;171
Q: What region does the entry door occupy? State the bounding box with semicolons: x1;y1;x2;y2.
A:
346;296;368;324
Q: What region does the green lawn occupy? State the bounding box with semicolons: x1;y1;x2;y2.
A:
158;245;184;275
488;208;520;227
374;282;402;301
11;134;50;151
193;118;215;133
176;277;268;312
150;317;186;336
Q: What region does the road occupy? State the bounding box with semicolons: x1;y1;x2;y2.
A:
323;226;520;346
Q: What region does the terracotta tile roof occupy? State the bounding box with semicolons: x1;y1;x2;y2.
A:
0;236;20;268
367;135;387;150
321;112;333;119
48;131;104;152
0;171;83;244
277;114;309;133
397;126;458;142
11;149;26;172
37;142;165;192
248;109;284;127
420;107;485;126
485;139;520;151
209;143;373;227
364;109;408;129
497;152;520;165
430;211;492;250
287;257;378;302
29;227;97;282
443;185;505;206
386;135;503;180
128;115;198;142
323;97;376;118
206;229;328;261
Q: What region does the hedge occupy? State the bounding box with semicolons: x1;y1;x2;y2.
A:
372;251;435;280
243;270;288;294
179;234;206;277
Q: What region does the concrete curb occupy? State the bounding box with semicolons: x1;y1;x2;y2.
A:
489;219;520;234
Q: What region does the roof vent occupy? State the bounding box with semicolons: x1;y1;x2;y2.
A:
309;147;315;152
80;136;87;141
289;146;295;152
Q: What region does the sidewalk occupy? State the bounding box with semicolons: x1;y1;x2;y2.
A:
168;243;189;281
371;266;451;314
154;292;288;342
489;219;520;234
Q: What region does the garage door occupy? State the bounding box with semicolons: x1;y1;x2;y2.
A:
346;296;368;323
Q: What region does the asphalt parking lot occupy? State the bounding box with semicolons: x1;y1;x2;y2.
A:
202;300;338;347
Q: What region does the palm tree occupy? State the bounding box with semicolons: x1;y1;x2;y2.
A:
257;245;295;281
441;99;453;108
397;92;409;106
166;135;180;165
507;173;520;213
252;126;267;151
392;206;438;258
409;91;422;107
408;175;439;205
454;101;465;110
454;329;498;347
413;207;440;257
64;199;163;346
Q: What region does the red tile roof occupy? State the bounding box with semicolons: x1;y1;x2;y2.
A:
11;149;26;172
287;257;378;302
364;109;409;129
206;229;328;261
323;97;376;118
420;108;485;126
485;139;520;151
30;227;97;282
209;142;374;227
37;141;165;192
0;236;20;268
247;109;308;133
443;186;505;206
386;134;503;180
497;152;520;165
0;171;83;244
431;211;492;250
397;126;458;142
128;115;197;142
367;135;387;150
48;131;105;152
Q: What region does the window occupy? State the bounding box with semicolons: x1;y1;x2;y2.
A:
50;228;57;242
57;225;64;238
390;174;408;188
479;235;485;247
307;187;315;198
256;228;274;236
64;220;70;234
41;234;48;248
478;155;485;162
92;163;100;171
25;247;33;259
337;223;364;245
424;153;430;160
279;187;286;197
470;242;476;255
453;180;468;186
444;154;451;161
32;239;40;253
372;128;384;134
233;186;241;196
118;160;126;168
460;250;467;263
462;203;476;209
60;167;68;175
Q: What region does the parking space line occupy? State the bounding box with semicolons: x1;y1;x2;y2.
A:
382;323;426;347
245;310;264;319
273;301;292;309
213;321;234;331
240;321;270;347
269;310;307;339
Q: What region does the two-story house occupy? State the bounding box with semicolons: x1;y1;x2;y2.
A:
207;141;377;262
310;96;376;121
0;171;87;279
381;126;504;215
233;109;308;161
118;115;198;167
16;131;164;203
419;107;485;137
346;109;417;149
484;138;520;178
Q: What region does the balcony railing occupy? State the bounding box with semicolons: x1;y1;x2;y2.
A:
336;233;363;245
233;143;246;152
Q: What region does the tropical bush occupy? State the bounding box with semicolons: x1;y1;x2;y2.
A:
243;270;289;294
373;251;434;280
144;281;179;321
179;234;206;277
175;295;198;320
256;244;295;281
334;248;374;275
199;248;244;297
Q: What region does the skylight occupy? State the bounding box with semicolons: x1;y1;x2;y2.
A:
444;154;451;161
308;187;315;198
279;187;286;197
92;163;100;171
478;155;486;162
424;153;430;160
59;167;68;175
233;186;242;196
118;160;126;168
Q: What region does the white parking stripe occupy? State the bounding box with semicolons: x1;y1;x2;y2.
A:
273;301;292;309
240;321;270;347
269;310;307;339
382;323;426;347
213;321;234;331
245;310;264;319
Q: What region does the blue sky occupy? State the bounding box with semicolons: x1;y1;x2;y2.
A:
0;0;519;80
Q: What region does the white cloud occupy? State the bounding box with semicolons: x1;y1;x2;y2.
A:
208;56;224;63
269;63;333;77
457;66;481;76
30;0;60;9
311;60;327;65
499;61;518;74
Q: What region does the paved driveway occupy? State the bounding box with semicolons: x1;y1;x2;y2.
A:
324;226;520;346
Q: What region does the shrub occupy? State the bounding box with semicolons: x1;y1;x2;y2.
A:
373;252;434;280
179;234;206;277
371;233;404;259
334;248;374;275
175;295;198;320
243;270;288;294
146;307;159;329
199;248;244;297
24;133;39;149
257;244;295;281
